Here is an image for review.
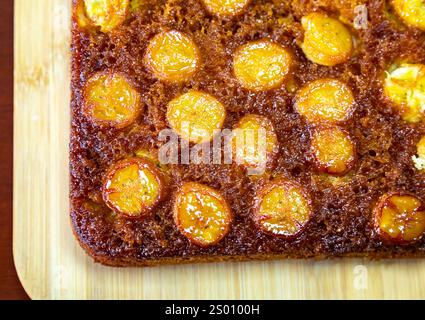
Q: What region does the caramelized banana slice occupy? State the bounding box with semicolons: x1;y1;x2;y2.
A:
254;179;312;238
301;13;353;66
145;30;200;82
75;0;92;29
233;40;292;91
83;72;140;128
166;91;226;143
174;182;232;247
392;0;425;31
103;158;165;218
83;0;129;32
374;192;425;243
384;63;425;123
412;136;425;170
202;0;250;16
295;78;355;123
232;114;278;168
311;126;356;175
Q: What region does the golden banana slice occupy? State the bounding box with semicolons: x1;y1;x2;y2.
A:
254;179;312;238
166;91;226;143
301;13;353;66
103;158;166;218
232;114;278;169
233;40;292;91
145;30;200;82
392;0;425;31
83;71;141;129
75;0;92;29
384;63;425;123
83;0;129;32
174;182;232;247
202;0;250;16
295;78;355;123
374;192;425;244
412;136;425;170
311;126;356;175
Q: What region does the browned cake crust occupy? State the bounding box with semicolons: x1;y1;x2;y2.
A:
70;0;425;267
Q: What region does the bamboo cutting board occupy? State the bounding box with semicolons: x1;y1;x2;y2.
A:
13;0;425;300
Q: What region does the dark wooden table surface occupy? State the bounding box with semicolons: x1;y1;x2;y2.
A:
0;0;30;300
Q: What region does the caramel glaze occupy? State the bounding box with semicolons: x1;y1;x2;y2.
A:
70;0;425;266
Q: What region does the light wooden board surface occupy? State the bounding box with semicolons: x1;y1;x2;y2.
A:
13;0;425;300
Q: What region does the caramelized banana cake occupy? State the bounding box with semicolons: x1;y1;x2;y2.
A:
70;0;425;266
